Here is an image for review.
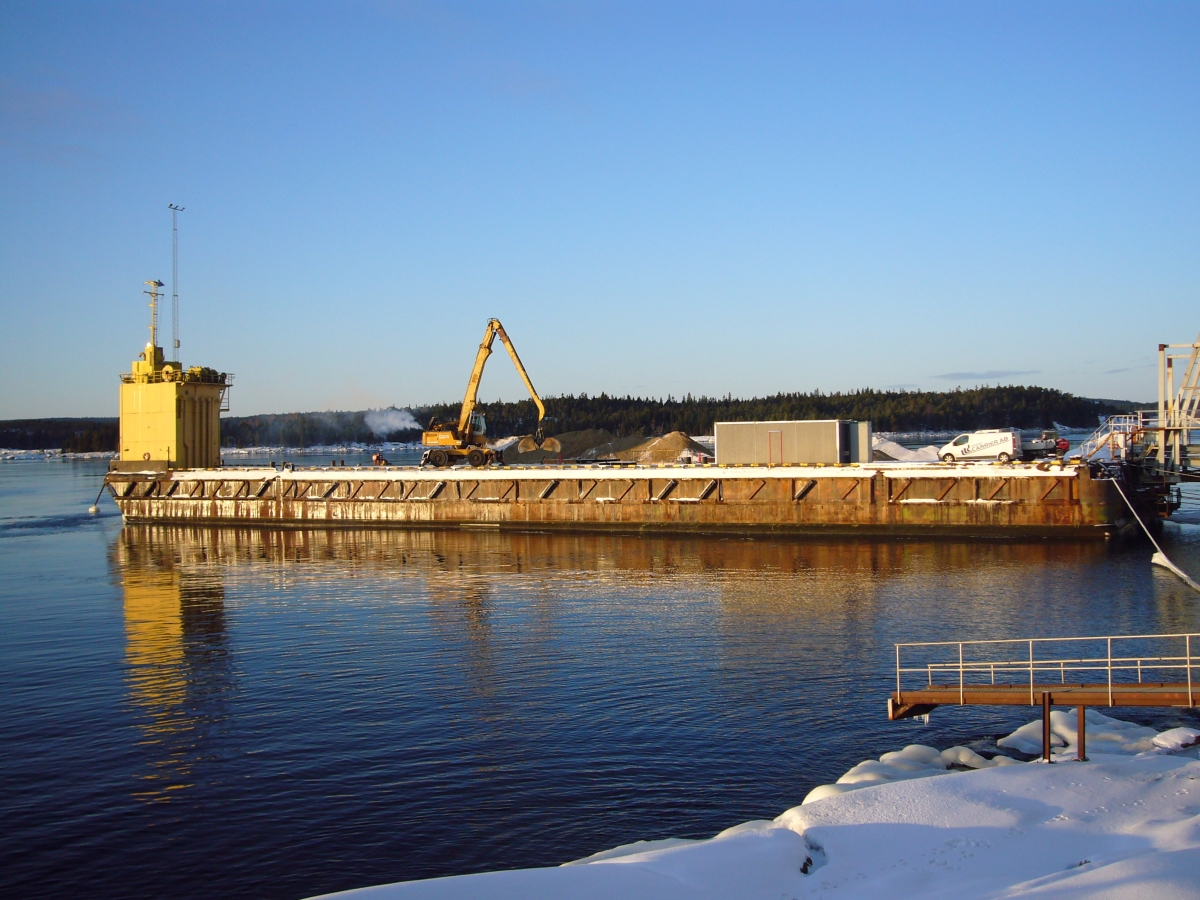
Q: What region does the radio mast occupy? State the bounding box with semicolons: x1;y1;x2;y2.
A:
168;203;184;354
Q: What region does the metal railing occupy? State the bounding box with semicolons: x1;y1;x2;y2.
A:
895;633;1198;707
119;368;232;385
1080;411;1200;464
1079;413;1156;461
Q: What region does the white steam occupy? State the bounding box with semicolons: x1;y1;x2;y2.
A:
365;408;421;435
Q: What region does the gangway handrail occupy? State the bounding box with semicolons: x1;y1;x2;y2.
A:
1078;412;1158;461
895;632;1198;709
897;630;1198;647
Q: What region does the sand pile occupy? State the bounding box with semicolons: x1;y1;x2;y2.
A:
502;429;616;464
604;431;710;463
503;430;709;464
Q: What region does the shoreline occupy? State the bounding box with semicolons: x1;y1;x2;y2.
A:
315;715;1200;900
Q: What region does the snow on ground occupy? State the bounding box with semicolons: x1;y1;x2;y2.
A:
220;443;422;456
315;716;1200;900
0;449;116;460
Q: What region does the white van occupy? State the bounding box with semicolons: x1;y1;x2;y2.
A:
938;429;1023;463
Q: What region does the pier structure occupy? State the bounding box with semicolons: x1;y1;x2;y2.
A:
1080;330;1199;519
106;458;1122;537
888;633;1199;761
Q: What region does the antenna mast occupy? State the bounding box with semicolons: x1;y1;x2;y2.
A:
168;203;184;354
143;280;165;348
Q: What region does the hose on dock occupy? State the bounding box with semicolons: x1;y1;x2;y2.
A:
1110;478;1200;593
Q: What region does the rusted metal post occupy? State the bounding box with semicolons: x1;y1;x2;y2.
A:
1042;692;1053;763
1076;705;1087;761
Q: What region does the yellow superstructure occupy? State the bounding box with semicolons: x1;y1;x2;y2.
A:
118;280;230;469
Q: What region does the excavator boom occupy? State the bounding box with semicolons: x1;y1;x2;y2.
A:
423;318;556;467
456;319;548;437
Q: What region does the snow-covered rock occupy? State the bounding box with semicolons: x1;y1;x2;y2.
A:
1153;727;1200;751
998;708;1158;757
808;743;1013;803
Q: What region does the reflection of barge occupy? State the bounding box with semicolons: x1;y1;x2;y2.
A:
106;459;1123;539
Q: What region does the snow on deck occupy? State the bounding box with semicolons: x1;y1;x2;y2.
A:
313;716;1200;900
152;461;1086;483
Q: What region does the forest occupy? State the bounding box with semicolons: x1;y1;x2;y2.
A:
1;387;1141;451
0;418;119;452
218;386;1136;447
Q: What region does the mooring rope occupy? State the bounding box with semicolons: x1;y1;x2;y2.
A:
1109;477;1200;592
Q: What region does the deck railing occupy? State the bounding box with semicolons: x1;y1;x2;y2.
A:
895;633;1198;707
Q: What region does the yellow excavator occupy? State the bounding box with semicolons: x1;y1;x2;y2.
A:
421;318;562;467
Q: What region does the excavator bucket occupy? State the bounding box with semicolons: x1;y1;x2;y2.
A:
516;435;563;454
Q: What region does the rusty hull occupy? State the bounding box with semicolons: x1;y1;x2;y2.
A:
105;461;1122;539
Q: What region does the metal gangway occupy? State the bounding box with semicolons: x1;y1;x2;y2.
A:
889;633;1199;759
1078;412;1153;462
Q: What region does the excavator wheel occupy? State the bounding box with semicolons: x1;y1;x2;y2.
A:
428;449;449;468
467;448;487;468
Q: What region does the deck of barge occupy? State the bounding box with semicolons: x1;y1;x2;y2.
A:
105;460;1124;538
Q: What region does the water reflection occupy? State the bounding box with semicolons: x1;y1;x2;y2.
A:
113;528;234;802
108;524;1197;812
112;524;1115;577
110;526;1138;724
88;524;1200;899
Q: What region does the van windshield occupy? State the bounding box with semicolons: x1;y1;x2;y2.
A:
953;435;968;446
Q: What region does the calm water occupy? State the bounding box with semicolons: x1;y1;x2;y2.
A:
2;458;1199;900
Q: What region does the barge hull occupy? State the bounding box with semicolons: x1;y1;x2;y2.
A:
106;462;1123;539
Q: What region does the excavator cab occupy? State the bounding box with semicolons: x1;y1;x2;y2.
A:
421;318;559;468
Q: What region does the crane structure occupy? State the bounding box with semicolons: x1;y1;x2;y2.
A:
422;318;561;468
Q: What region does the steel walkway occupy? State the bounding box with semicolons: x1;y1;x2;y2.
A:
888;632;1200;762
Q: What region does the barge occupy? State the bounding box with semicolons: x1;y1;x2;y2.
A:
100;285;1156;539
106;459;1123;539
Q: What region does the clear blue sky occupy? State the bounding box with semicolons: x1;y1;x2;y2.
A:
1;1;1197;418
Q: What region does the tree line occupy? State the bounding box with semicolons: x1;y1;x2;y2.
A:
0;418;119;452
222;385;1136;446
422;386;1132;441
1;387;1141;451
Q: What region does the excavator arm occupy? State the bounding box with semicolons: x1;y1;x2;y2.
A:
456;319;556;449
